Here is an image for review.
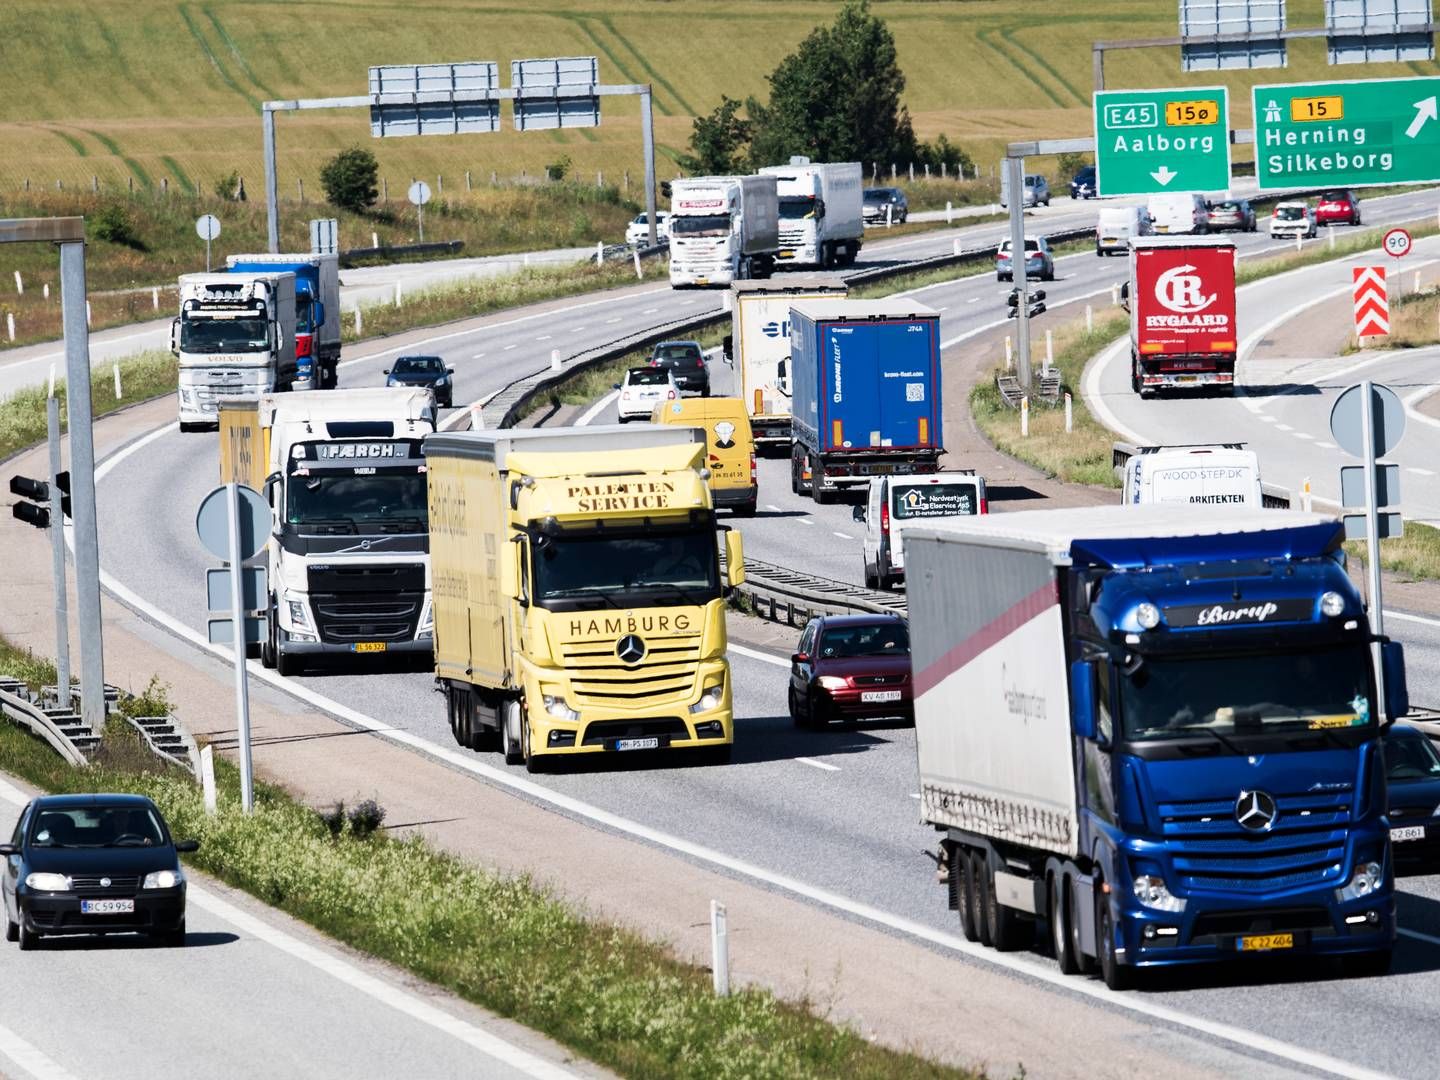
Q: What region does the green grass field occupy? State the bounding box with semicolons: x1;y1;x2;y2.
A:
6;0;1440;204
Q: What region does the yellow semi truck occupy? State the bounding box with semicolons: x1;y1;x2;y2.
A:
425;425;745;770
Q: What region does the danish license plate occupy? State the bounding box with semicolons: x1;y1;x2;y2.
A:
1392;825;1426;842
615;737;660;751
862;690;903;703
352;642;387;653
1174;375;1198;384
1237;933;1293;952
81;899;134;915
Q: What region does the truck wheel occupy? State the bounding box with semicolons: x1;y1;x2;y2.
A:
732;499;756;518
970;850;993;947
521;716;546;774
984;858;1027;952
1096;890;1131;991
1050;874;1081;975
813;485;835;506
261;609;277;669
500;700;524;765
954;847;981;942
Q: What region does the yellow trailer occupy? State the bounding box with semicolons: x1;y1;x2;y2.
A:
426;425;745;770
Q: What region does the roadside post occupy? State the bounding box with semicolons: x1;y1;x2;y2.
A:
1004;157;1031;392
710;900;730;996
46;398;70;709
408;181;431;244
196;483;269;812
195;213;221;271
1330;380;1406;720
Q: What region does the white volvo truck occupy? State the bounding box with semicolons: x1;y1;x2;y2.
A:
759;159;863;269
218;388;436;675
668;175;779;288
173;272;297;432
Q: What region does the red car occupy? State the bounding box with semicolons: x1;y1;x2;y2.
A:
1316;190;1362;227
787;614;912;728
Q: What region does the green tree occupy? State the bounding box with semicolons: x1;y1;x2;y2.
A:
319;147;379;213
678;96;754;175
746;0;917;169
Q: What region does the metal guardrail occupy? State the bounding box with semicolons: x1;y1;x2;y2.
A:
0;679;88;766
735;559;908;624
340;240;465;267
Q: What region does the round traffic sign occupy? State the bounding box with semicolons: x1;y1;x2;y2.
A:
1329;382;1406;459
195;214;222;241
196;484;269;563
407;181;432;207
1383;228;1411;258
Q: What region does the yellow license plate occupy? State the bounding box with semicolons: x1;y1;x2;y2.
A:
352;642;387;653
1238;933;1293;952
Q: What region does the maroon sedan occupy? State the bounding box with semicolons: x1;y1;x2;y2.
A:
1316;190;1362;227
787;614;912;728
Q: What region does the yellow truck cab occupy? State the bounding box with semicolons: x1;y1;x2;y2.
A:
426;426;745;771
651;396;758;516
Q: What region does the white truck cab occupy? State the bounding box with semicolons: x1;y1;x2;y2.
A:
854;473;987;589
1119;443;1263;507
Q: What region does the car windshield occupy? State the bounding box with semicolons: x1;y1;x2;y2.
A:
1322;192;1350;202
1212;202;1239;212
1276;206;1307;220
778;197;818;220
891;483;978;519
286;472;428;531
1386;733;1440;782
655;345;702;364
531;527;720;610
818;623;910;658
1121;644;1374;744
394;357;444;375
1000;240;1041;253
180;316;268;353
30;805;166;848
864;190;893;203
670;215;730;237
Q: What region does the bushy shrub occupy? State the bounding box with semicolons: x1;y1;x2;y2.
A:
320;147;379;213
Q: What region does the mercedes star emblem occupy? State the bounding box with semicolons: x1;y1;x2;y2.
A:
615;634;647;665
1235;790;1278;833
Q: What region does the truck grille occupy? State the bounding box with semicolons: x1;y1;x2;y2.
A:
308;564;425;644
560;637;701;705
778;228;806;246
1158;788;1352;893
581;718;690;746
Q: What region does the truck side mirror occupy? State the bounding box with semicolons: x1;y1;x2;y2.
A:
722;334;733;365
1382;640;1408;724
313;300;325;328
262;471;282;504
509;534;529;608
1069;660;1099;741
169;317;180;355
724;529;746;589
852;505;866;523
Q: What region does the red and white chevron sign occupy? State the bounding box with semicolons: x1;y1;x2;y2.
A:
1353;266;1389;338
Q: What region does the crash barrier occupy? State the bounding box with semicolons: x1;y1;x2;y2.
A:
339;240;465;267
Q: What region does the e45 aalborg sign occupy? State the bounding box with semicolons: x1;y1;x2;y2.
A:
1252;77;1440;190
1093;87;1232;196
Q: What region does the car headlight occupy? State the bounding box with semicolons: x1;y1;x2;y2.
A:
542;694;579;722
142;869;184;890
1337;861;1385;902
817;675;848;691
25;872;70;891
690;679;725;714
288;598;312;629
1132;873;1186;912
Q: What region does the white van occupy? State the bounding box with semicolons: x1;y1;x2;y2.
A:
1096;206;1153;256
1120;444;1262;507
854;473;987;589
1147;193;1209;235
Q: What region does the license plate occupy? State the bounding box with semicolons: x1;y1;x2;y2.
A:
352;642;387;653
615;737;660;751
1156;225;1170;233
1237;933;1293;952
1392;825;1426;842
81;899;135;915
1174;375;1198;384
780;250;795;257
862;690;903;703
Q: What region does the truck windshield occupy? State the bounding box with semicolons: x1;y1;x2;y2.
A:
670;215;730;237
778;197;817;220
286;471;428;532
296;295;315;334
531;527;720;610
1120;644;1374;743
180;316;269;353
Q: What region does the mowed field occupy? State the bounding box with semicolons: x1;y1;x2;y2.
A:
4;0;1440;196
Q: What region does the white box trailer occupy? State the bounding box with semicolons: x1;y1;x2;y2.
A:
759;159;863;269
669;175;779;287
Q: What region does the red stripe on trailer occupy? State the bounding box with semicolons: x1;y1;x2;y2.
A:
912;581;1057;698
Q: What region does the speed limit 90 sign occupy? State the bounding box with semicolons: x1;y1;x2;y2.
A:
1383;228;1412;259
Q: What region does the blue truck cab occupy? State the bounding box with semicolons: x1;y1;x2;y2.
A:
787;300;942;505
907;507;1405;989
226;254;340;391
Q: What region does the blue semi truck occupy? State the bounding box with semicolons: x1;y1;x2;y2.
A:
906;506;1406;987
226;253;341;390
787;300;943;504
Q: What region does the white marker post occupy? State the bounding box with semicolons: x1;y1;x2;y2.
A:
634;249;643;280
1045;329;1054;370
1065;392;1073;433
353;304;363;337
1004;336;1013;370
13;270;22;295
394;280;402;308
596;241;604;267
1086;303;1093;333
200;744;218;815
4;313;12;343
946;200;953;224
710;901;730;997
151;286;159;310
1020;396;1029;437
113;363;121;401
550;349;561;372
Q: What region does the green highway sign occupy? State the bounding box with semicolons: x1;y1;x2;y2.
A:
1093;86;1231;197
1252;77;1440;190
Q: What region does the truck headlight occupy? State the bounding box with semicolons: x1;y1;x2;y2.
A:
1135;603;1160;630
417;599;434;638
142;869;184;890
25;872;70;891
690;679;725;714
1132;874;1186;912
1337;861;1384;901
542;694;579;722
288;600;312;630
1321;590;1345;617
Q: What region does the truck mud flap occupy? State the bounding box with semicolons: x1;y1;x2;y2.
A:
1069;872;1098;959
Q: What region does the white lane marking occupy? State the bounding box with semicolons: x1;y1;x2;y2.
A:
728;643;789;668
1258;415;1277;422
1403;381;1440;431
798;518;815;526
1318;441;1338;449
1409;467;1436;476
1293;432;1313;440
966;297;980;304
535;335;551;341
472;352;486;360
503;344;518;351
605;317;622;324
796;757;841;772
833;531;853;540
577;391;619;427
909;793;921;800
765;504;782;513
0;1022;82;1080
935;306;948;312
1275;423;1294;432
91;418;1425;1080
642;308;658;314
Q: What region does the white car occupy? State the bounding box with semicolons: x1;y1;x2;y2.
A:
1269;201;1317;239
616;366;678;422
625;212;670;247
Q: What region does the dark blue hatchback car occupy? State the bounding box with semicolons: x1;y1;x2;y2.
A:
2;793;199;950
1383;724;1440;873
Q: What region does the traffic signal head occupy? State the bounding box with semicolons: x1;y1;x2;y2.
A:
9;475;47;502
11;502;49;529
55;470;71;519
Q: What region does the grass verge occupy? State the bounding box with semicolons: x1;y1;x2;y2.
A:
1343;285;1440;351
1236;220;1440;287
0;690;970;1079
0;349;175;459
1345;522;1440;583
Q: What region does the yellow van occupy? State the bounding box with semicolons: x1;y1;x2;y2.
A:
652;396;757;516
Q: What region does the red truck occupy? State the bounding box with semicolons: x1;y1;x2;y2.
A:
1127;237;1237;397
